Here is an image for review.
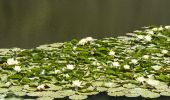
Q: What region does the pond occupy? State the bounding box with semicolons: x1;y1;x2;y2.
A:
0;1;170;100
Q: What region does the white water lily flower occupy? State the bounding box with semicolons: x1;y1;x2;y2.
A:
37;84;45;90
73;46;77;50
41;70;45;75
109;50;115;56
78;37;95;45
147;74;155;79
161;50;168;54
123;65;130;69
144;35;152;41
92;61;100;66
12;48;21;51
136;77;145;83
112;62;120;67
72;80;82;87
104;82;113;87
14;66;21;72
54;70;61;74
146;79;160;86
136;35;144;39
87;86;95;91
142;55;149;59
63;74;70;78
165;26;170;29
134;30;142;33
151;65;162;70
152;28;158;31
146;30;154;34
7;58;19;65
97;66;102;69
29;77;36;80
158;27;164;31
131;59;138;64
67;64;74;70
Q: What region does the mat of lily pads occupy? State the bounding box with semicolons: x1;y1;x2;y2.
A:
0;26;170;100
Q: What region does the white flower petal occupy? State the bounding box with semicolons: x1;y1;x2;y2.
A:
146;79;160;86
54;70;61;74
131;59;138;64
37;84;45;90
165;25;170;29
136;35;144;39
67;64;74;70
142;55;149;59
112;62;120;67
161;50;168;54
152;28;158;31
151;65;162;70
123;65;130;69
78;37;95;45
7;58;19;65
144;35;152;41
72;80;82;87
109;51;115;56
136;77;145;83
158;27;164;31
14;66;21;72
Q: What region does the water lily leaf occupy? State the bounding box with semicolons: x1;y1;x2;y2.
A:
69;95;88;100
103;82;119;88
21;78;31;84
92;81;103;87
156;73;170;82
0;88;8;93
108;87;125;92
46;84;62;91
125;93;140;97
29;82;39;87
0;75;8;82
27;92;43;97
140;90;160;98
0;83;6;88
9;86;23;92
78;91;99;96
37;97;54;100
0;93;7;99
3;97;21;100
96;87;107;92
107;91;125;96
8;74;22;79
14;91;26;96
123;84;137;89
58;90;75;96
25;87;37;91
160;92;170;96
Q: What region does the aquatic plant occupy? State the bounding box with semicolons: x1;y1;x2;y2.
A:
0;26;170;100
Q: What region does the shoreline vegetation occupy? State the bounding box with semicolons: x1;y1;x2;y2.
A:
0;26;170;100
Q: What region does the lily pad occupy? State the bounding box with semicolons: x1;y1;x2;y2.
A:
69;95;88;100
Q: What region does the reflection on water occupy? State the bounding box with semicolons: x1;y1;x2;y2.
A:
0;0;170;48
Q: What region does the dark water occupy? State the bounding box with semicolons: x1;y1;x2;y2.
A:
1;0;170;48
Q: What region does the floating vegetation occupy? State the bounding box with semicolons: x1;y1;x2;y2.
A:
0;26;170;99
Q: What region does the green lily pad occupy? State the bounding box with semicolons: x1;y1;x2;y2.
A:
0;88;8;93
69;95;88;100
9;86;23;92
107;91;125;97
37;97;54;100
